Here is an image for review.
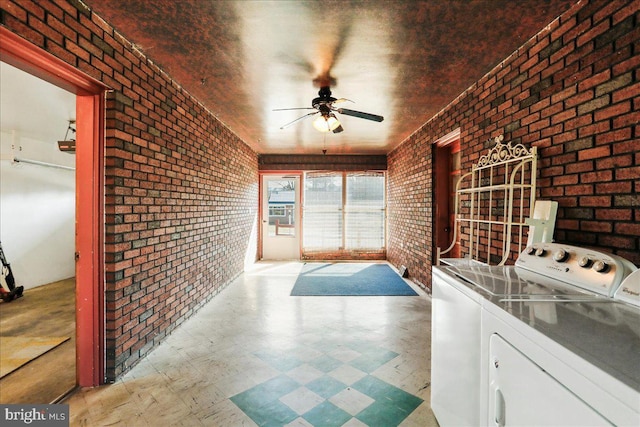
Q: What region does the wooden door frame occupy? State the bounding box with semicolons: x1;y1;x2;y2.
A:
433;128;461;261
0;28;106;386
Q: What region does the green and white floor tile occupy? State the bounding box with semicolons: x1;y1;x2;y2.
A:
231;341;423;426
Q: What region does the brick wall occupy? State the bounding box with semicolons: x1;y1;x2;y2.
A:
302;249;386;261
387;135;434;290
2;0;259;379
388;0;639;290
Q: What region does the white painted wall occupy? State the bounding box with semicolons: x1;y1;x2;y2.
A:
1;62;76;290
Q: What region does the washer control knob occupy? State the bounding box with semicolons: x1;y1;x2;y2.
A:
553;249;569;262
525;246;536;255
535;247;547;257
579;257;592;268
592;260;609;273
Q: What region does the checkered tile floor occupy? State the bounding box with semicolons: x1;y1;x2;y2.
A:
66;262;436;427
231;340;423;426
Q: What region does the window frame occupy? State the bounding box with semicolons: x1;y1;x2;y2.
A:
302;171;386;252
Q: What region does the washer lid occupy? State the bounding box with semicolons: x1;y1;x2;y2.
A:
444;265;600;298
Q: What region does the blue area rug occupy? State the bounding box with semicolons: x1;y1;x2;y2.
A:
291;263;418;296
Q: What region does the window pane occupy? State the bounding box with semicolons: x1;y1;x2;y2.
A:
345;211;385;249
304;211;342;249
305;174;342;207
346;172;385;249
303;173;342;249
267;180;296;237
347;172;385;208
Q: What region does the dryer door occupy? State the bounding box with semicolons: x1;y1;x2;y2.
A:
488;333;611;426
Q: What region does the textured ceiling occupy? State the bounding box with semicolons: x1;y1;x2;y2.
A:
83;0;577;155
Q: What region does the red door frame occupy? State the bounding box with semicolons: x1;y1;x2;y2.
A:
0;28;106;386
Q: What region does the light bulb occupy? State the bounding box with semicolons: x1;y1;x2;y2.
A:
313;114;341;132
313;115;330;132
326;114;340;131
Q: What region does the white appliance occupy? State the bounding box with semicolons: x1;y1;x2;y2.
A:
431;243;640;426
525;200;558;246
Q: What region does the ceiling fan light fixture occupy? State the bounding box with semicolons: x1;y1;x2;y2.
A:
313;113;341;132
275;86;381;132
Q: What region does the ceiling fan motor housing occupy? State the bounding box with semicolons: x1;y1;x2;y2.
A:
312;86;336;113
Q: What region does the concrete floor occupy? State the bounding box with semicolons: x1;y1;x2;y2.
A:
65;262;437;426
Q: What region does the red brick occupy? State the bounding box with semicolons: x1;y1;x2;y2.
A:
615;222;640;236
565;161;594;174
595;154;633;169
578;120;611;137
565;115;594;134
550;108;576;124
594;101;631;121
565;90;594;108
554;174;579;186
565;184;593;196
581;221;612;233
613;111;640;128
598;234;636;248
540;124;565;139
578;69;611;92
613;82;640;103
579;195;612;207
596;181;632;194
595;209;632;221
615;166;640;180
578;146;611;160
597;128;632;145
580;170;612;183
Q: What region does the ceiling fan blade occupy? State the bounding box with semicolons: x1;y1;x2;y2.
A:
273;107;316;111
279;111;318;129
332;124;344;134
337;108;384;122
332;98;353;105
314;22;353;87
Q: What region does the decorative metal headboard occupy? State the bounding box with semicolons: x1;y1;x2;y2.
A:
438;135;537;266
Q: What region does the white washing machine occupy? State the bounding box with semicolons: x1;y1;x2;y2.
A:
431;243;640;426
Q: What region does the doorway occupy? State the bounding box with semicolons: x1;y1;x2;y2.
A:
261;175;301;260
434;130;461;260
1;27;106;390
0;61;77;403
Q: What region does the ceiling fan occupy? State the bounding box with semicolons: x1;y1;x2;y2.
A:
274;86;384;133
